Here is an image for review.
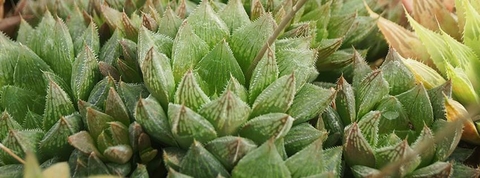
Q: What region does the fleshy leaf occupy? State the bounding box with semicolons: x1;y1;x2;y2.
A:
218;0;250;32
186;0;229;48
231;139;291;178
134;96;177;146
0;130;44;164
163;147;186;171
137;26;174;65
375;96;410;133
195;40;245;95
43;80;75;130
27;12;74;84
105;88;130;126
99;29;122;65
68;131;104;160
141;48;175;108
168;104;217;149
357;111;381;147
343;123;375;168
401;57;446;89
229;13;276;72
171;22;210;82
0;111;22;140
380;49;416;95
355;70;389;118
396;83;434;132
1;86;45;123
239;113;293;145
72;45;100;101
180;141;230;177
87;76;116;109
335;76;356;125
284;123;326;156
174;70;211;111
199;91;251;136
285;138;327;177
158;7;183;38
86;108;114;140
204;136;257;171
251;74;295;117
73;22;100;56
248;46;278;102
289;84;335;124
374;140;421;177
40;114;82;160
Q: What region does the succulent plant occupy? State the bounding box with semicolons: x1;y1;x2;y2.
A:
318;49;480;177
369;0;480;145
0;0;348;177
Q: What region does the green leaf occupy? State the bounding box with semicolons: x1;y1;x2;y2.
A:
239;113;293;145
289;84;335;124
285;138;326;177
409;162;452;178
396;83;434;132
1;86;44;123
343;123;375;168
134;96;177;146
0;130;44;164
355;70;389;118
223;76;248;103
86;108;114;140
357;111;381;147
327;13;356;38
218;0;250;32
199;91;250;136
40;114;82;160
168;104;217;149
117;82;150;115
168;168;193;178
0;111;22;140
163;147;186;171
352;50;372;87
174;70;210;112
284;123;326;156
43;80;75;130
158;7;183;38
186;0;229;48
204;136;257;171
276;48;316;90
231;139;291;178
131;164;149;178
138;26;174;65
68;131;104;160
72;45;100;101
380;49;416;95
105;88;130;126
335;76;356;125
27;11;74;84
251;74;295;117
375;96;410;133
74;22;100;56
172;22;210;82
99;29;122;65
87;152;110;175
195;40;245;95
87;76;116;109
229;13;276;72
248;46;278;102
374;140;421;177
411;126;436;168
180;141;230;177
141;48;175;109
